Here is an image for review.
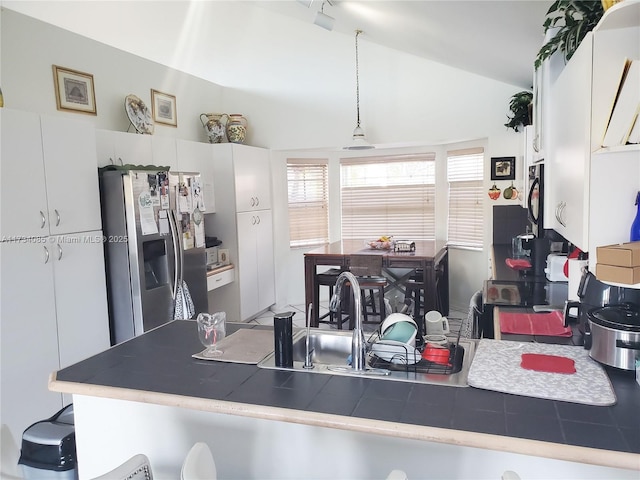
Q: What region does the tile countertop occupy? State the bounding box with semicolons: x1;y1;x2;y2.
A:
50;321;639;470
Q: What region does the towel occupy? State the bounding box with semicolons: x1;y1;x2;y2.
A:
500;311;573;337
174;281;195;320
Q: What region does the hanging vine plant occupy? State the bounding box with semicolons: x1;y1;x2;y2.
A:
504;90;533;132
534;0;604;69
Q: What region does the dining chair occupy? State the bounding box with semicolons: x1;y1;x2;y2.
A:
315;267;350;329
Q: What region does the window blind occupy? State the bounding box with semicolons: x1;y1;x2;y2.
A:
447;149;484;248
340;154;436;240
287;159;329;247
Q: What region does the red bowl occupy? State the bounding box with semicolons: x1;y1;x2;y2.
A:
421;346;451;366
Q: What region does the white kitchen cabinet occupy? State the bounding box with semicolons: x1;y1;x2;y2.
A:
206;144;275;321
53;232;111;368
547;34;592;250
233;145;272;212
96;129;154;168
41;115;103;234
0;240;62;442
1;109;102;237
237;210;275;319
0;109;49;239
547;2;640;252
176;139;216;213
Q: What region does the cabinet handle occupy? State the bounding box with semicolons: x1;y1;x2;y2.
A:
256;215;260;225
43;246;50;264
40;211;46;229
57;244;63;261
559;202;567;227
250;197;255;207
255;197;260;207
252;216;256;225
54;209;61;226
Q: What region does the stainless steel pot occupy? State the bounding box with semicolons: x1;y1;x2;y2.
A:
585;305;640;371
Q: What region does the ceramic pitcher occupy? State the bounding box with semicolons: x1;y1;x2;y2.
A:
226;114;248;144
200;113;229;144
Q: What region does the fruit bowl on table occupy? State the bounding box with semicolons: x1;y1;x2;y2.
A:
366;239;393;250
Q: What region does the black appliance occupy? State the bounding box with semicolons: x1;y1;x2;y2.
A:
527;162;544;238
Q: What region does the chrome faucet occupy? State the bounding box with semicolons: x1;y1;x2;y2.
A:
329;271;367;371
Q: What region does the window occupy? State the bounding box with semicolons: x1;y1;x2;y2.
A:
447;148;484;248
340;154;436;240
287;159;329;247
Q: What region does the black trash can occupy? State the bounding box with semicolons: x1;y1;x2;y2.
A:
18;404;77;480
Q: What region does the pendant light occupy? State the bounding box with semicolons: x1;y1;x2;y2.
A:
344;29;374;150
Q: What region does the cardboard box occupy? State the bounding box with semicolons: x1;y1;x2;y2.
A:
596;242;640;267
596;263;640;285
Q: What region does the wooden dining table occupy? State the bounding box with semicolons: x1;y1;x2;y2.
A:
304;240;449;330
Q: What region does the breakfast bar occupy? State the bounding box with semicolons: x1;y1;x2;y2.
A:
49;321;639;479
304;240;449;328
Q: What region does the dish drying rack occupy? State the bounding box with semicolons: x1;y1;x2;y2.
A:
366;317;467;376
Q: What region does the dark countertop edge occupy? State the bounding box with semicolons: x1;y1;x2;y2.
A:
48;372;639;471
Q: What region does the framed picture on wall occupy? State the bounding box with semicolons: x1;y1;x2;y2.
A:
151;89;177;127
52;65;97;115
490;156;516;181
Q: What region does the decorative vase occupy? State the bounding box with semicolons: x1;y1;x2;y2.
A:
631;191;640;242
200;113;229;144
226;114;247;144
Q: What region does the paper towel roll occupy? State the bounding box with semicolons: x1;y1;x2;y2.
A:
568;259;588;301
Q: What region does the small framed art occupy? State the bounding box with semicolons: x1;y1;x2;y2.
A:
490;156;516;181
52;65;97;115
151;89;177;127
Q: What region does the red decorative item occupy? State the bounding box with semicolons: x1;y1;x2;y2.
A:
488;184;501;200
521;353;576;374
563;247;583;277
505;258;532;270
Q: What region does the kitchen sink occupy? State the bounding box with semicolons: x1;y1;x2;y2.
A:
258;329;477;387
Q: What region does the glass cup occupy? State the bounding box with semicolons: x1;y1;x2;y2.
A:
197;312;226;357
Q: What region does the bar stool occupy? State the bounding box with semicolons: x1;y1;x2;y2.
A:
315;267;349;329
348;255;388;328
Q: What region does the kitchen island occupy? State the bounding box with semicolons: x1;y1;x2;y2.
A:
50;321;639;479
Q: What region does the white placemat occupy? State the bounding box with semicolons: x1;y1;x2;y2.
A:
192;328;274;364
468;339;616;406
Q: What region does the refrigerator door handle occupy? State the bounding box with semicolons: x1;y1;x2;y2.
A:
168;209;180;301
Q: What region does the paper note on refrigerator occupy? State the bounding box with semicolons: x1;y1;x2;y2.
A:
138;192;158;235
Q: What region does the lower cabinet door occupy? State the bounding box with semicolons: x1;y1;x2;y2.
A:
53;231;111;368
237;212;260;320
0;240;63;442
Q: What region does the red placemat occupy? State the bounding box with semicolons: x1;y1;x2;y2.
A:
521;353;576;374
500;311;573;337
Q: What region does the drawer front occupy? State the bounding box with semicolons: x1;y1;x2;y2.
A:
207;268;234;291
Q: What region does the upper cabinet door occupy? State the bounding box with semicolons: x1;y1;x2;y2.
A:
233;146;271;212
41;115;102;234
0;109;49;238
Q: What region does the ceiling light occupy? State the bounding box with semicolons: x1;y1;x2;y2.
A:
314;1;335;31
344;30;374;150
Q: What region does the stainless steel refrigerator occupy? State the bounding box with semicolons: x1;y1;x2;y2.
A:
99;168;208;344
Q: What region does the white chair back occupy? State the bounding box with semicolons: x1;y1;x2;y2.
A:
90;454;152;480
181;442;217;480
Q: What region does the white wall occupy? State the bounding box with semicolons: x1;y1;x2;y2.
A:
1;3;528;313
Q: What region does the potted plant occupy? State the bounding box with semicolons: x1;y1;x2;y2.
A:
534;0;604;69
504;90;533;132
